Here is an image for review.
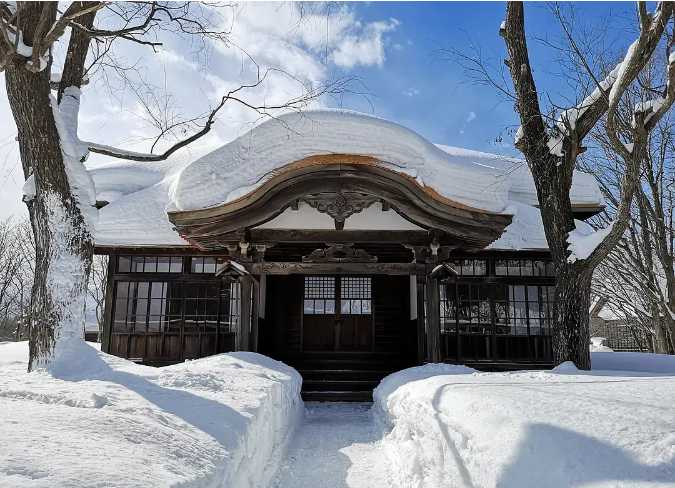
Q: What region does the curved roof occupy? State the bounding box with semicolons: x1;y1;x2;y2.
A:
168;110;603;214
91;109;604;250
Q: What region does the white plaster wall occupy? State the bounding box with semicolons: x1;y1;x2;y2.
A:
256;201;425;231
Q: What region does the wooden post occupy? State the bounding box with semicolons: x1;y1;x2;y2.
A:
239;276;252;351
101;255;116;353
416;274;426;364
250;277;260;352
425;273;441;363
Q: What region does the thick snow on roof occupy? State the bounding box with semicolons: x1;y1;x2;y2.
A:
169;110;602;213
91;109;603;249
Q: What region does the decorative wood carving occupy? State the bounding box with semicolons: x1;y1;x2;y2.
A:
302;243;377;263
404;244;457;264
302;192;379;230
168;160;516;249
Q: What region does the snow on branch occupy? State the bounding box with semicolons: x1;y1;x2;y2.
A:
567;221;614;263
0;2;104;73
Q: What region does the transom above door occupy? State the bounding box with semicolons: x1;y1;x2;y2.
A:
302;276;373;351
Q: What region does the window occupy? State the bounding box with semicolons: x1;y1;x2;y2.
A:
440;284;456;332
447;259;487;276
456;283;491;334
495;259;555;277
191;257;218;274
117;256;183;273
440;283;555;337
112;280;236;334
182;283;220;331
304;277;336;315
494;284;555;335
340;277;372;315
114;281;172;333
228;282;241;331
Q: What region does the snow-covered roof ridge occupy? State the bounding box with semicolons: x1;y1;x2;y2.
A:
92;109;604;249
168;110;603;215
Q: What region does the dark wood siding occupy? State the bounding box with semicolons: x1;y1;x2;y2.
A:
373;275;412;354
263;275;303;354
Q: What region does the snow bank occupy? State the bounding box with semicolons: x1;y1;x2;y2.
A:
0;341;302;488
374;359;675;487
592;351;675;374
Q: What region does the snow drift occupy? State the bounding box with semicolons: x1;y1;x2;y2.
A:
0;341;302;488
374;356;675;488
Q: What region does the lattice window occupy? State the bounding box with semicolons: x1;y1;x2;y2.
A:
440;284;456;333
228;282;241;332
117;256;183;273
112;280;232;334
495;259;555;277
340;277;372;315
456;283;491;334
303;277;336;315
494;284;555;335
190;257;218;274
447;259;487;276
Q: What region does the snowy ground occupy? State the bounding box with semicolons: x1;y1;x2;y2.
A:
272;403;393;488
374;355;675;488
3;341;675;488
0;341;302;488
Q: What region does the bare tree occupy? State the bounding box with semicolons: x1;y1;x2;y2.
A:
586;66;675;353
0;218;33;340
0;2;345;370
87;254;108;341
499;2;674;368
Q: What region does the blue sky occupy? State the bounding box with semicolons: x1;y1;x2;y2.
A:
336;1;638;155
0;2;643;220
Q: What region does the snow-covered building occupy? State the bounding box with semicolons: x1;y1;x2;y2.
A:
93;110;604;400
590;298;651;352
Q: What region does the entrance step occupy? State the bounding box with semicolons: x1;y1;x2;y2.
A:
278;351;413;402
299;369;393;382
302;390;374;402
302;379;380;392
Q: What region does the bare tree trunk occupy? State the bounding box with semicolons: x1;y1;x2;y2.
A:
4;3;93;371
555;265;593;368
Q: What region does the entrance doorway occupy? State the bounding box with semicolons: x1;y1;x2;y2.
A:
302;276;373;351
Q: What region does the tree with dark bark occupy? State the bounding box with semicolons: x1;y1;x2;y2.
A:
500;2;674;368
0;2;344;371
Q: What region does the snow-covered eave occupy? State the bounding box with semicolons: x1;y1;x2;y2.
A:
168;154;514;251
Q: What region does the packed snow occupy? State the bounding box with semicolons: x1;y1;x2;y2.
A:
0;341;302;488
272;403;393;488
374;356;675;488
91;109;603;250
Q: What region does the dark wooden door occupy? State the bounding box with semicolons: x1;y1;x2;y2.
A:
302;276;373;351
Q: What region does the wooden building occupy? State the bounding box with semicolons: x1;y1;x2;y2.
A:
94;111;603;400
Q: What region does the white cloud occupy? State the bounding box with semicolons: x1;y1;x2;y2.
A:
403;88;419;97
466;111;477;123
330;19;399;68
0;3;400;221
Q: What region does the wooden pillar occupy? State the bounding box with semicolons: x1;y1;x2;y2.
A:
416;274;426;364
239;276;252;351
101;255;116;353
425;273;442;363
250;277;260;352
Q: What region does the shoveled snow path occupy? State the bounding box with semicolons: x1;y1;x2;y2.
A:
272;403;395;488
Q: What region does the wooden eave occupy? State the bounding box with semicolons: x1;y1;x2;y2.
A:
168;155;513;250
